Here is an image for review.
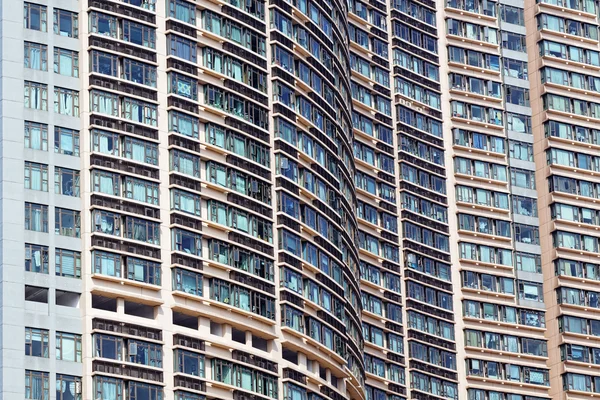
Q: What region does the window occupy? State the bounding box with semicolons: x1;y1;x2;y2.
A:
519;281;544;302
56;332;82;362
54;87;79;116
55;208;81;238
505;86;530;107
511;168;536;189
169;0;197;25
124;177;159;205
93;376;123;400
122;97;157;126
56;375;81;400
25;203;48;232
89;11;117;37
124;217;160;245
169;111;199;138
122;137;158;165
25;327;49;357
53;9;78;38
123;58;157;88
91;211;117;236
55;249;82;278
91;50;118;77
516;252;541;273
513;196;537;217
509;141;533;161
169;72;198;99
127;257;161;285
173;268;203;296
25;370;49;400
55;127;80;156
24;81;48;111
507;113;531;133
54;48;79;77
502;32;526;52
171;150;199;177
25;243;49;274
501;5;524;25
515;224;540;245
25;121;48;151
175;349;205;376
24;42;47;70
91;90;118;116
91;129;119;156
55;167;80;197
24;3;47;31
93;251;121;277
25;162;48;191
124;20;156;49
172;228;202;256
171;189;201;216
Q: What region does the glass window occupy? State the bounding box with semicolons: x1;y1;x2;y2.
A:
24;42;48;71
123;59;157;88
56;374;81;400
25;370;49;400
24;162;48;192
169;0;196;25
25;327;49;357
54;48;79;78
122;97;157;126
25;244;49;274
55;249;82;278
54;87;79;116
55;127;80;156
56;332;82;362
55;208;81;238
24;3;47;31
25;121;48;151
53;9;78;38
89;11;117;37
124;20;156;48
25;203;48;232
124;177;159;205
172;228;202;256
55;167;80;197
24;81;48;111
173;268;202;296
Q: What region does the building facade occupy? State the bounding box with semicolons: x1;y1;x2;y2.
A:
4;0;600;399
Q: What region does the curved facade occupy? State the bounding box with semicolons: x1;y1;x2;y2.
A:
81;0;364;399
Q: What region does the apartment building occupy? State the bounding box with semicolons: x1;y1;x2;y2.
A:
4;0;600;399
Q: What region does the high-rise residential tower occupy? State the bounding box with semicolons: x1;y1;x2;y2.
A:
3;0;600;399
